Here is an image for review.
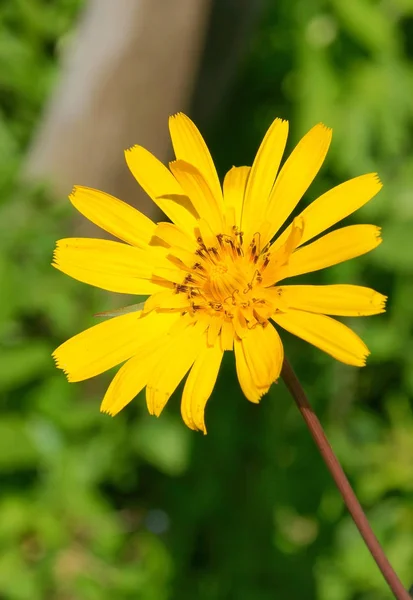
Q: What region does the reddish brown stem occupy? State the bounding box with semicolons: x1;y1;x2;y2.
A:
281;358;409;600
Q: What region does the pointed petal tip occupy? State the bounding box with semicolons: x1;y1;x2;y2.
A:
100;405;115;417
355;345;370;367
375;226;383;242
147;388;169;417
363;172;383;191
184;414;207;434
192;414;207;434
359;351;370;367
374;292;387;313
69;184;89;199
69;185;78;200
258;385;271;400
337;347;370;368
51;245;64;270
51;350;62;369
170;111;188;120
271;116;289;126
243;382;271;404
52;352;71;380
373;173;384;192
316;121;332;131
169;113;191;130
124;144;141;156
309;122;333;141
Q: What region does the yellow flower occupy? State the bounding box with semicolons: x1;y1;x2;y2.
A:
53;113;385;433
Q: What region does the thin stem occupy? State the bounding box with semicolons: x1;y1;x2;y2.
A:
281;358;409;600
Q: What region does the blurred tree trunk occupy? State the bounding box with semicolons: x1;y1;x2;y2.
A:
24;0;212;218
191;0;264;127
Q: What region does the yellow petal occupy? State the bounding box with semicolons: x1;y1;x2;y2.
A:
196;217;219;249
181;342;224;433
169;160;224;232
153;222;197;252
261;216;304;285
241;323;284;389
233;308;248;339
144;290;191;313
223;166;250;229
53;311;178;382
100;338;166;416
169;113;223;206
277;284;387;316
242;118;289;243
69;186;156;248
272;310;369;366
146;324;205;417
262;123;332;246
234;337;269;403
125;145;198;233
166;246;199;273
220;320;234;351
278;225;382;281
167;312;193;338
223;204;237;232
53;238;177;294
271;173;383;253
207;315;223;347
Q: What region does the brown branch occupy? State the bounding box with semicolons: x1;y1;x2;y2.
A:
281;358;409;600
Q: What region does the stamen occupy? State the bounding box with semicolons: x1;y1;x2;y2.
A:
208;301;223;311
250;232;261;258
262;254;270;269
184;274;196;284
192;263;207;278
243;270;263;294
175;284;189;293
232;225;244;244
231;290;240;305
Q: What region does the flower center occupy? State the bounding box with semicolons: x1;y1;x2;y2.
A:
156;218;304;330
163;225;287;328
205;260;249;304
209;262;228;278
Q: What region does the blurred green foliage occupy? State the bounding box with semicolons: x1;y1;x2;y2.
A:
1;0;413;599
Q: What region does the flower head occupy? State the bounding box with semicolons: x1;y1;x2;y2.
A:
53;114;385;432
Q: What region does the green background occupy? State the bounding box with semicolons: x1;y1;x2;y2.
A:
1;1;413;598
